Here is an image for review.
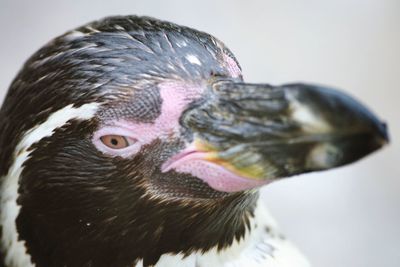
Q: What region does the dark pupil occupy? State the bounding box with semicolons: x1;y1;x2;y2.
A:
111;138;119;146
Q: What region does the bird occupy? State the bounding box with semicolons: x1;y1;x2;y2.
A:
0;15;388;267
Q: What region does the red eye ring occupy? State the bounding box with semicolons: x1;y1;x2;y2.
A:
100;135;134;149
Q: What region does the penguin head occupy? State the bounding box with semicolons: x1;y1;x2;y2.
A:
0;16;388;267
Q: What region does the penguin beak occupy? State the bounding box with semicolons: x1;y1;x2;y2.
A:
180;80;389;182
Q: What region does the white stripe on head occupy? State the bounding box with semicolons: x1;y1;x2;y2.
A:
0;103;100;267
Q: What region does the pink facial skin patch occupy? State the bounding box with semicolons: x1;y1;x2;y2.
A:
222;54;242;78
92;82;204;158
162;145;269;193
94;79;265;193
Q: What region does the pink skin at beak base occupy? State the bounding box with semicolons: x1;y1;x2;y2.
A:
161;145;269;192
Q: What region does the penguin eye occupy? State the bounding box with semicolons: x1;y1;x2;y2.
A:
100;135;136;149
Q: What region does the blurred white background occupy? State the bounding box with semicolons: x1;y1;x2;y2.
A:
0;1;399;266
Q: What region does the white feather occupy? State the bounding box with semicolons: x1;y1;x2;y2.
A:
186;54;202;66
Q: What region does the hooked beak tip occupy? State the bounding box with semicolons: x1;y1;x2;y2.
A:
377;121;390;145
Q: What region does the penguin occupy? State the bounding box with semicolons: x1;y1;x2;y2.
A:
0;16;388;267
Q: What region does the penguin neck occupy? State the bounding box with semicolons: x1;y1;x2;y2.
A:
137;190;260;266
144;197;303;267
